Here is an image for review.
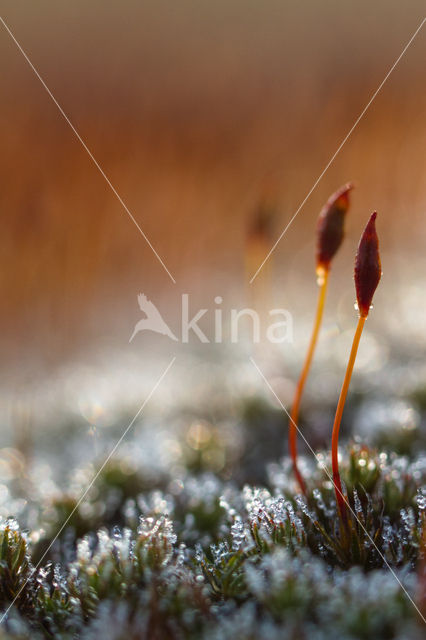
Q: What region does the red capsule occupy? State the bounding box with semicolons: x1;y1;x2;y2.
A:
316;183;354;273
355;212;381;318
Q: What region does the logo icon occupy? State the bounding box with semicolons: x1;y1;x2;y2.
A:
129;294;178;342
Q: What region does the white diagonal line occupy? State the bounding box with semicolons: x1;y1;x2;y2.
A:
0;16;176;284
249;356;426;625
250;17;426;283
0;356;176;624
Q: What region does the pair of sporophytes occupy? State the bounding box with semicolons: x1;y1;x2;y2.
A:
288;182;381;528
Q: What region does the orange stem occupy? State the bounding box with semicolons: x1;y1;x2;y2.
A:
331;314;366;525
289;268;329;495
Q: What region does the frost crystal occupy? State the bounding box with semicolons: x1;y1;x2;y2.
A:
230;517;246;550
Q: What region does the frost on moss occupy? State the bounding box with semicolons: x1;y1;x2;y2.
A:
0;444;424;639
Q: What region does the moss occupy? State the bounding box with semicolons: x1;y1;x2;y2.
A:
0;445;424;639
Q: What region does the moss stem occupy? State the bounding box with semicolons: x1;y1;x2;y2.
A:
289;268;329;495
331;314;366;525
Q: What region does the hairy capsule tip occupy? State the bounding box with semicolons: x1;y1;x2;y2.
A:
316;182;354;273
355;212;381;318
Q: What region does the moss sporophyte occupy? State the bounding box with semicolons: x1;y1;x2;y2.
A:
331;212;382;527
289;183;353;495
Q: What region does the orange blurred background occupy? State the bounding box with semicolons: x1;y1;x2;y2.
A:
1;0;426;392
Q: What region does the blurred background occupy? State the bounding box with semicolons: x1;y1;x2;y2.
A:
0;1;426;477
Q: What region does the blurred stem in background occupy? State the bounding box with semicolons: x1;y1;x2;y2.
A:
245;200;275;344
